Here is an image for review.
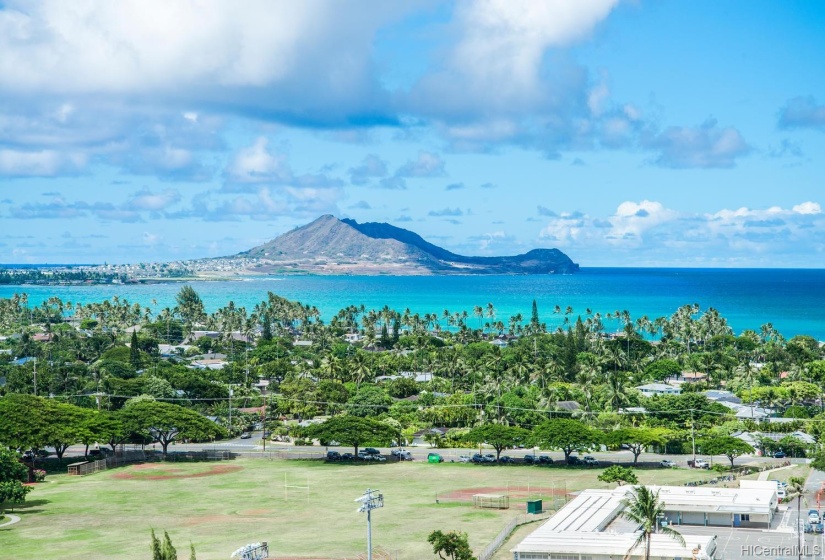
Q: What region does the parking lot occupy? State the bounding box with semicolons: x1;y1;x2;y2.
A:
676;522;823;560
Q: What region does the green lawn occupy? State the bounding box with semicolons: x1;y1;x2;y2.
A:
0;460;716;560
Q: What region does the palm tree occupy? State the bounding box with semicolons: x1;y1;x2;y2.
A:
788;475;806;560
620;486;685;560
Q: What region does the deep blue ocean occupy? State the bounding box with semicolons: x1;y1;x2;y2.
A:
1;268;824;339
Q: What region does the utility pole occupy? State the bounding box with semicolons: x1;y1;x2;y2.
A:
262;394;267;452
355;489;384;560
228;388;233;434
690;409;696;464
33;357;37;396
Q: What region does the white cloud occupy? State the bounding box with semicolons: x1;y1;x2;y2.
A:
537;200;824;265
645;119;750;168
793;201;821;215
126;189;181;212
396;151;447;178
0;1;408;124
608;200;678;244
225;137;291;184
0;148;86;176
452;0;619;96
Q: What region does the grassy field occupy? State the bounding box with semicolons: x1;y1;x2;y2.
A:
1;459;717;560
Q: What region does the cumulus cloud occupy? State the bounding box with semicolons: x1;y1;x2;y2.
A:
537;200;825;265
7;189;187;221
778;96;825;131
0;148;86;177
415;0;618;106
224;136;342;191
125;189;181;212
396;151;447;178
645;119;750;168
0;1;409;125
348;154;388;185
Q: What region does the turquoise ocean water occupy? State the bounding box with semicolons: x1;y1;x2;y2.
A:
1;268;823;339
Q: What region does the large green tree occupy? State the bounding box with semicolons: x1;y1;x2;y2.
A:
598;465;638;486
700;436;754;468
119;400;225;457
427;530;474;560
603;427;672;465
465;424;529;461
301;416;396;456
532;419;601;463
0;447;32;514
0;394;55;453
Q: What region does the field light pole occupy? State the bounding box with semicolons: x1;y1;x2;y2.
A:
355;488;384;560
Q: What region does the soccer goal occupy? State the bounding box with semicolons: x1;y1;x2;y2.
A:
473;493;509;509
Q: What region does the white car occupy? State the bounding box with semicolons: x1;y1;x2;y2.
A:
693;459;709;469
458;455;471;463
661;459;676;468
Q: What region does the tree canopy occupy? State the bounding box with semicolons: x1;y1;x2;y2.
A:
301;415;396;455
532;418;600;461
700;436;754;467
465;423;529;460
119;400;225;457
427;530;474;560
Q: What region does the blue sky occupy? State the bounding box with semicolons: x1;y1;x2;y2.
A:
1;0;823;267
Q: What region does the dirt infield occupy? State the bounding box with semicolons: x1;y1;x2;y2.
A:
112;463;243;480
440;486;568;502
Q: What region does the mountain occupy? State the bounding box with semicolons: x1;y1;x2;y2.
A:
235;215;579;275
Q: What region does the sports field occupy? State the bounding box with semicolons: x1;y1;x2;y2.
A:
0;459;713;560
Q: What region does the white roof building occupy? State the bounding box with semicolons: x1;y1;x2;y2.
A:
512;484;777;560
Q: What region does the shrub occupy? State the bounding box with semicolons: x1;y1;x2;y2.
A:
33;469;46;483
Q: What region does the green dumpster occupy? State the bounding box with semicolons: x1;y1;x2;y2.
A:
526;500;542;514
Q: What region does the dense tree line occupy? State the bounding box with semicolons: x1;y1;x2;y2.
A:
1;288;824;463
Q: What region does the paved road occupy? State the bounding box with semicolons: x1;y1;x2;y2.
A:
53;434;804;468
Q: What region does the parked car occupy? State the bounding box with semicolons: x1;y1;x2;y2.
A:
458;455;471;463
363;447;381;455
499;456;514;464
523;454;535;464
341;453;355;460
692;459;709;469
326;451;341;461
777;488;787;499
240;432;252;439
391;449;412;460
661;459;676;468
427;453;444;463
537;455;554;465
471;453;484;463
806;522;824;534
372;454;387;462
583;456;599;466
809;509;821;524
567;456;582;465
773;450;787;458
483;454;496;463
